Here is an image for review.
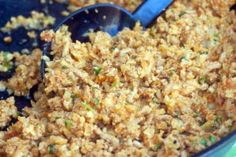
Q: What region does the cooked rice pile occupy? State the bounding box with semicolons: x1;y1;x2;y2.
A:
0;52;14;72
0;50;41;96
0;97;17;128
1;11;55;32
0;0;236;156
5;49;42;96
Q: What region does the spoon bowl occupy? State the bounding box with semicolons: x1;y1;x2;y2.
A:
57;4;136;42
41;0;173;77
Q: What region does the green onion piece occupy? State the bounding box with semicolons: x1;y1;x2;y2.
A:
3;61;13;70
193;111;200;118
154;143;162;150
62;65;68;69
112;82;117;87
55;117;61;120
200;51;208;55
3;52;10;61
93;98;100;106
81;102;95;112
1;52;13;71
152;97;159;104
64;119;73;128
209;135;216;143
212;33;219;45
213;34;219;42
215;116;223;124
200;137;208;146
93;66;102;75
48;144;55;154
180;56;188;62
179;11;186;17
111;46;116;51
198;77;208;85
16;111;21;117
91;87;98;92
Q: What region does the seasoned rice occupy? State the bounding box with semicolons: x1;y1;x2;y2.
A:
0;97;17;128
0;0;235;157
5;49;42;96
1;11;55;33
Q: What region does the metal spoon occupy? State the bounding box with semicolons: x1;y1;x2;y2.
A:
41;0;173;77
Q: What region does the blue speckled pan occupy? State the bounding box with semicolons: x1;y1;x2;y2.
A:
0;0;235;156
0;0;68;128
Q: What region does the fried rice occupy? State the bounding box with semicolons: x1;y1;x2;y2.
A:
0;0;236;156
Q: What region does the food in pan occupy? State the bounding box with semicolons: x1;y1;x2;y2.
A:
0;0;235;156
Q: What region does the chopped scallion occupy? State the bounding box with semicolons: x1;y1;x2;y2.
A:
200;137;208;146
212;34;219;44
154;143;162;150
93;98;100;106
179;11;186;17
200;51;208;55
111;46;116;51
48;144;55;154
180;56;188;62
209;135;216;143
62;65;68;69
1;52;13;71
112;82;117;87
64;119;73;128
93;66;102;75
198;77;208;85
215;116;223;124
82;102;95;112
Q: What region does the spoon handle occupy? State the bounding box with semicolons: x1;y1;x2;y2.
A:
132;0;173;27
